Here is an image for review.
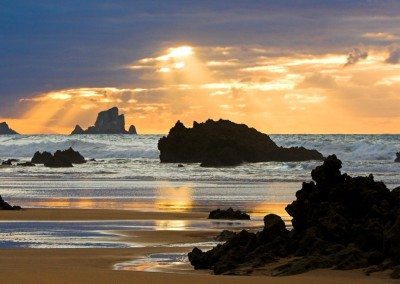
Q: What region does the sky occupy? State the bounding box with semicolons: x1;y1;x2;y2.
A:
1;0;400;134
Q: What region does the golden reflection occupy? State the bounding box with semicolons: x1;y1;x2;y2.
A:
154;220;188;231
155;186;194;212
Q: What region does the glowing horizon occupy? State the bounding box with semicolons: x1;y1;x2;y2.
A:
2;44;400;135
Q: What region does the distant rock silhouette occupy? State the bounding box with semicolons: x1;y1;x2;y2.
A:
31;148;86;168
0;122;18;135
189;155;400;278
158;119;323;167
0;195;21;210
70;107;137;134
395;152;400;162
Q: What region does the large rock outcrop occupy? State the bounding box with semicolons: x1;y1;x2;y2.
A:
0;122;18;135
188;155;400;278
71;107;137;135
158;119;323;167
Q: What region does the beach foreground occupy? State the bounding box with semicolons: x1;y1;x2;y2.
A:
0;208;396;284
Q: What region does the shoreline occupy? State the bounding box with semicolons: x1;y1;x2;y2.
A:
0;208;397;283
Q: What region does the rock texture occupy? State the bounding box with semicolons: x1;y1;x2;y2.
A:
0;195;21;210
31;148;86;168
208;208;250;220
395;152;400;162
158;119;323;167
0;122;18;135
188;155;400;278
70;107;137;134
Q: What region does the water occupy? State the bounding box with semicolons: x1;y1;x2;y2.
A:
1;134;400;216
0;219;261;248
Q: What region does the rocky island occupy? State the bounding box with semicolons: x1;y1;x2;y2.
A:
71;107;137;135
0;122;18;135
189;155;400;278
158;119;323;167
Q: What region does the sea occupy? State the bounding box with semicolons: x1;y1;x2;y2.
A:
0;134;399;257
1;134;399;221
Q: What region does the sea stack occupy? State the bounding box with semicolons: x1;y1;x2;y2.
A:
71;107;137;135
0;122;18;135
158;119;323;167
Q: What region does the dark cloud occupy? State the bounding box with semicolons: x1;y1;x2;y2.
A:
344;48;368;66
385;48;400;64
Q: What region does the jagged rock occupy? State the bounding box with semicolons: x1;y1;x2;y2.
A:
17;162;35;167
31;148;85;167
189;155;400;277
0;195;21;210
158;119;323;167
208;208;250;220
71;125;84;134
395;153;400;162
215;230;237;241
0;122;18;135
70;107;137;135
31;151;53;164
54;147;86;164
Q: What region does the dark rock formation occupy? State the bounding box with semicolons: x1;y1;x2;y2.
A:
54;147;86;164
31;148;85;167
158;119;323;167
208;208;250;220
395;152;400;162
189;155;400;278
215;230;237;242
128;125;137;134
0;195;21;210
70;107;137;135
31;151;53;164
17;162;35;167
44;156;73;168
0;122;18;135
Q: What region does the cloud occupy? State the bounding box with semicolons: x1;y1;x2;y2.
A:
362;32;398;41
344;48;368;66
385;48;400;64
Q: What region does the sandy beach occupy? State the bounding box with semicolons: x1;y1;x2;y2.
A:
0;208;397;284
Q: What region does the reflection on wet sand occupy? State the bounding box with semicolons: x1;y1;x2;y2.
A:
155;185;193;212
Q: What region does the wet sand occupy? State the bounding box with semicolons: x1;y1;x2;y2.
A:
0;208;206;221
0;208;396;283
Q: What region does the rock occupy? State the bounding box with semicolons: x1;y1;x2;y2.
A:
0;195;21;210
44;156;73;168
70;107;137;135
215;230;236;241
158;119;323;167
208;208;250;220
178;164;184;167
0;122;18;135
189;155;400;276
395;153;400;162
31;148;85;167
71;125;84;134
54;147;86;164
2;160;12;166
128;125;137;134
31;151;53;164
17;162;35;167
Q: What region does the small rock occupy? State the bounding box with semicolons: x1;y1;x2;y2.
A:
208;208;250;220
